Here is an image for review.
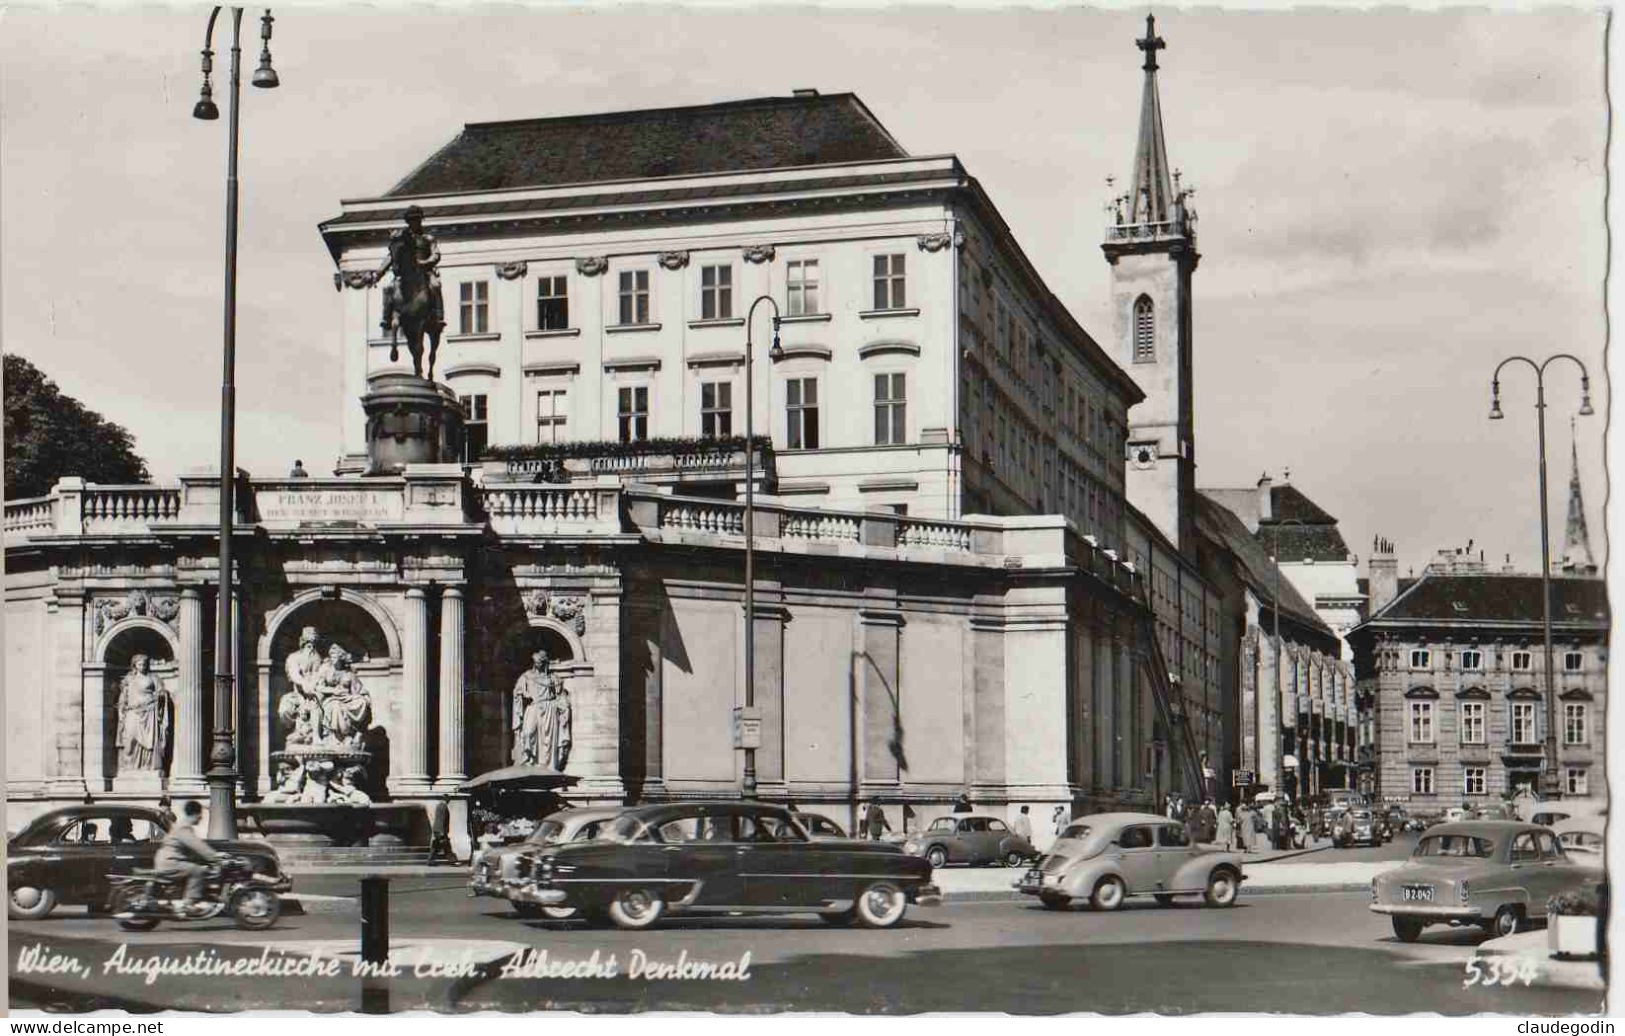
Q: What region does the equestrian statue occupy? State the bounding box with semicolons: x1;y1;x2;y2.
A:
376;204;446;381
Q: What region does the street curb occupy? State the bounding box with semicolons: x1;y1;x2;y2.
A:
941;882;1374;902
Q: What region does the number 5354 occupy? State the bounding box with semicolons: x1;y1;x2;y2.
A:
1464;956;1539;988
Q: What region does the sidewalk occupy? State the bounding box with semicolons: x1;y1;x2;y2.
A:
1477;928;1607;992
931;857;1398;900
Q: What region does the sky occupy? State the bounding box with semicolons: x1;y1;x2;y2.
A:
0;4;1609;580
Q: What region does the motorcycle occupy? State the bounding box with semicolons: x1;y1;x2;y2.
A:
107;855;283;931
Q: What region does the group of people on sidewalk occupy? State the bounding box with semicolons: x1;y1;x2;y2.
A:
1164;794;1305;854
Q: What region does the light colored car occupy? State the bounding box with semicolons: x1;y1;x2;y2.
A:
1551;817;1604;861
1371;820;1601;942
470;807;623;917
1016;812;1245;911
903;815;1037;868
1337;809;1382;848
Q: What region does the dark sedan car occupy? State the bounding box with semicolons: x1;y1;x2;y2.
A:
511;801;939;930
8;805;289;920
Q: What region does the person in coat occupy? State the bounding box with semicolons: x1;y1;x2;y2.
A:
1235;803;1253;853
864;802;891;841
1182;809;1202;846
1199;799;1218;843
1216;803;1235;850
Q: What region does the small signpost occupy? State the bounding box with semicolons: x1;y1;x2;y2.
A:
1232;769;1255;788
732;706;762;750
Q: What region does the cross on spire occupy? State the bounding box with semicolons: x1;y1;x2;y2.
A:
1138;14;1166;72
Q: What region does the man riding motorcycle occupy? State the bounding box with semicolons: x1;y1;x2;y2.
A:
153;800;220;917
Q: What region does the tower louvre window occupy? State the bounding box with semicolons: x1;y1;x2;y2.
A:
1132;295;1155;363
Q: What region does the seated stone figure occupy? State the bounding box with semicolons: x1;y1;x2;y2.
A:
316;645;372;747
263;758;306;803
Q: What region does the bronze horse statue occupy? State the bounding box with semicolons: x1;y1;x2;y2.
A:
378;216;444;381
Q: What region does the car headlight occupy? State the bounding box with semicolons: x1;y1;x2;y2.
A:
904;840;920;854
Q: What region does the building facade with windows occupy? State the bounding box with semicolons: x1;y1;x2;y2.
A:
1348;560;1608;808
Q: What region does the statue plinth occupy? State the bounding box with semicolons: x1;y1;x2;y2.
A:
361;373;465;475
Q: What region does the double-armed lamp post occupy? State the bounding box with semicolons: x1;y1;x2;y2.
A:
740;296;783;799
191;7;279;839
1489;354;1594;800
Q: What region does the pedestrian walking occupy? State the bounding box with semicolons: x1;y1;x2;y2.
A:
1052;805;1069;837
864;802;891;841
428;795;453;866
952;792;973;814
1199;799;1217;843
1182;808;1201;846
1235;802;1253;853
1013;805;1032;842
156;795;177;831
1216;802;1234;850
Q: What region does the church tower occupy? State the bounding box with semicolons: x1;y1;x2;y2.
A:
1102;15;1200;554
1560;422;1598;576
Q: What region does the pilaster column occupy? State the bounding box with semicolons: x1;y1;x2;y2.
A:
172;588;206;792
436;586;466;789
396;586;431;793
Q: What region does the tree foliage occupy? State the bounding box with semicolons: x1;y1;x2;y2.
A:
4;354;149;499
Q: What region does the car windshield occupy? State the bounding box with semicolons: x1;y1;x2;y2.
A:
1415;834;1495;858
1059;824;1092;840
526;820;568;845
606;815;654;844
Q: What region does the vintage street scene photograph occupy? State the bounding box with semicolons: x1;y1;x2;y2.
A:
1;4;1611;1018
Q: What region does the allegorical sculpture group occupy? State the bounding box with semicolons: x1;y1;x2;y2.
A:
267;625;376;805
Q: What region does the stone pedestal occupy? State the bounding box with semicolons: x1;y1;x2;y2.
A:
361;373;466;476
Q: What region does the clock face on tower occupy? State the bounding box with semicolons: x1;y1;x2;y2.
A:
1129;442;1159;469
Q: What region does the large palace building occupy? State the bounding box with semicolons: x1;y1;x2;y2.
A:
6;21;1331;851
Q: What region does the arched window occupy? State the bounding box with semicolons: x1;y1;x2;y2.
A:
1132;295;1155;363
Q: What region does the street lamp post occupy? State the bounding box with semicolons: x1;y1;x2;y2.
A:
191;6;278;838
1489;354;1594;800
1267;516;1307;802
741;296;783;799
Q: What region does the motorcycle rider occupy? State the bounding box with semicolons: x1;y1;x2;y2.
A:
153;800;221;917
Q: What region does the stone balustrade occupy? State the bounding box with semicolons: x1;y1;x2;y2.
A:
4;496;57;542
81;485;182;533
897;517;973;552
480;484;610;535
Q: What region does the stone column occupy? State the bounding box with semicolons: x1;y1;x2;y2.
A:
171;588;206;793
435;586;466;789
396;586;432;794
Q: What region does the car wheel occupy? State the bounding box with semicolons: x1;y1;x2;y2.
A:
1490;905;1523;939
1154;894;1176;907
1090;875;1126;912
926;846;948;869
819;906;857;926
1004;851;1027;868
606;887;665;931
1203;868;1240;908
110;887;159;932
9;884;57;921
1391;916;1426;943
854;881;908;929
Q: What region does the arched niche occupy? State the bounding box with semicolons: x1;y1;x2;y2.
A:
258;592;397;760
472;614;589;774
98;623;178;781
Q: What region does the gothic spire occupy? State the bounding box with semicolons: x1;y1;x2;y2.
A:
1560;420;1597;576
1129;14;1175;225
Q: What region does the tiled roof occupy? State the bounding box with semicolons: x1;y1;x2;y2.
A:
1269;484;1337;524
1366;573;1609;627
1194;495;1331;635
383;93;908;197
1257;522;1351;564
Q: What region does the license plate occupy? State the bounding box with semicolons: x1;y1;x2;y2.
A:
1402;885;1434;902
1021;868;1043;886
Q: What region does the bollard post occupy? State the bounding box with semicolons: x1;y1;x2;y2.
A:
360;876;390;1014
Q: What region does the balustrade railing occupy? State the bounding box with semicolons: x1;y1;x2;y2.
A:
480;485;606;533
897;518;973;552
659;499;744;536
781;512;859;544
4;496;57;537
81;486;181;533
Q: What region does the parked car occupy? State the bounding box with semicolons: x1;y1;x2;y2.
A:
510;801;939;930
1335;809;1382;848
1379;805;1409;838
797;813;848;840
8;805;290;920
470;806;624;917
1017;813;1244;911
903;815;1037;868
1370;821;1601;942
1471;804;1513;821
1551;817;1605;862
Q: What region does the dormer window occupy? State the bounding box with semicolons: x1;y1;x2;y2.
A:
1132;295;1155;363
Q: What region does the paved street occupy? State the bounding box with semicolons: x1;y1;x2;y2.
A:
10;873;1602;1014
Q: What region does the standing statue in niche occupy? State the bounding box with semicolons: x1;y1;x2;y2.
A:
316;645;373;748
511;649;571;770
117;655;170;773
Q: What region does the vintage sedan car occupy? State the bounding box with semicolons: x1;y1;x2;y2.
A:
902;814;1037;868
511;801;939;930
470;806;624;917
1017;812;1245;911
797;813;848;840
1551;818;1604;862
1336;809;1383;848
1371;821;1601;941
8;805;290;920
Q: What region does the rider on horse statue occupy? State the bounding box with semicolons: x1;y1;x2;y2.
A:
377;205;445;337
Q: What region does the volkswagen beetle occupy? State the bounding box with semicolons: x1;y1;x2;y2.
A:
1016;812;1244;911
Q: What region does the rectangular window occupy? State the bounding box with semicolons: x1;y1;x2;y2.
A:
1510;650;1532;671
1564;702;1588;745
786;260;820;316
617;270;651;325
1460;701;1485;744
1409;649;1431;669
700;265;733;320
1460;650;1482;671
700;381;733;438
1567;768;1589;796
1511;702;1536;744
536;275;569;330
617;385;649;443
535;388;567;444
1409;700;1434;743
872;253;906;310
458;281;490;335
1412;767;1435;796
785;377;819;450
1463;768;1486;796
458;393;488;463
873;373;906;446
1563;650;1584;672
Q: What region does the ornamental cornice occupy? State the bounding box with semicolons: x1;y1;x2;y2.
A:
657;250;690;271
742;244;776;264
575;256;609;277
